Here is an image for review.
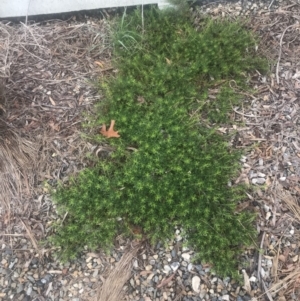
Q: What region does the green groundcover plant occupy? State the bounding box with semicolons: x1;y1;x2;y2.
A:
49;5;268;278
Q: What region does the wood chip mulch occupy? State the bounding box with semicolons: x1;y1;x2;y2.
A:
0;1;300;300
197;0;300;299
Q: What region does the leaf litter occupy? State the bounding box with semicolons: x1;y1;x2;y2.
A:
195;1;300;300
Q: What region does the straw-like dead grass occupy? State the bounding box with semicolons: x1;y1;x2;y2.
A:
93;241;142;301
0;17;111;213
0;81;36;210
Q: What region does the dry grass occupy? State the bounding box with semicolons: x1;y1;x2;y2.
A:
0;17;111;216
0;81;36;210
93;241;142;301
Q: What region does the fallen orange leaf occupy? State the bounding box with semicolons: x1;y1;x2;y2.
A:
100;120;120;138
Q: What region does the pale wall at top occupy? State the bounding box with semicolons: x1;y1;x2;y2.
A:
0;0;170;18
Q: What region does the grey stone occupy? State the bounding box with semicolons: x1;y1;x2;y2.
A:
195;264;203;271
4;248;13;255
26;285;32;296
182;261;188;267
17;284;24;294
187;263;193;271
149;259;156;265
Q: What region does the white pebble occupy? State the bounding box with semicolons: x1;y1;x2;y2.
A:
249;276;257;282
260;267;266;279
257;172;266;178
176;235;182;241
192;276;201;293
163;265;171;274
133;260;138;268
252;178;266;185
170;262;180;272
181;253;191;262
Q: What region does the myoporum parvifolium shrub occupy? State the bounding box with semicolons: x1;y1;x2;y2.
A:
49;5;268;279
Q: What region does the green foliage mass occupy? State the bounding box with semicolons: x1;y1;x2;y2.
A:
50;6;268;278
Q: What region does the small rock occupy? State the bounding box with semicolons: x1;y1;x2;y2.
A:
130;278;135;287
181;253;190;262
252;178;265;185
170;262;180;272
163;265;171;274
249;276;257;282
176;235;182;241
222;295;230;301
187;263;193;271
195;264;202;271
145;265;153;271
260;267;266;279
26;285;32;296
257;172;266;178
133;259;138;268
181;261;188;267
192;276;201;293
93;269;99;277
1;259;7;265
240;156;247;163
149;259;156;265
16;284;24;294
86;256;92;263
27;276;35;283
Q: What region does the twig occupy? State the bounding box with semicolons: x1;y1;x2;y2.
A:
0;233;27;237
268;0;275;10
262;279;275;301
232;108;256;118
257;231;265;284
20;218;43;262
276;24;297;84
157;272;176;289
